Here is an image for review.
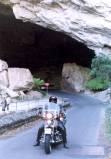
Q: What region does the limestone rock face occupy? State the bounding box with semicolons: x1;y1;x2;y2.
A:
0;84;19;98
5;87;19;98
8;68;34;91
5;0;111;55
0;70;9;87
0;59;8;72
62;63;90;92
0;59;34;97
0;60;9;87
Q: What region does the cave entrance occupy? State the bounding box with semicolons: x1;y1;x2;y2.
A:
0;3;95;89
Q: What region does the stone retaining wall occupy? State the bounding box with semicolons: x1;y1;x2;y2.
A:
0;108;38;134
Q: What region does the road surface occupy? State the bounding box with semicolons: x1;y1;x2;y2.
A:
0;91;106;159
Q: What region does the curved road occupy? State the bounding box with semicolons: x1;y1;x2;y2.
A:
0;91;106;159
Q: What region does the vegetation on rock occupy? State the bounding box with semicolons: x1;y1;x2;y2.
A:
33;77;44;90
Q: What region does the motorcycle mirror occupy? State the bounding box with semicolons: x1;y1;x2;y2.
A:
45;105;48;110
38;107;43;115
64;108;66;112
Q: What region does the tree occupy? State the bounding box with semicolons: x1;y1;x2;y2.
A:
86;54;111;91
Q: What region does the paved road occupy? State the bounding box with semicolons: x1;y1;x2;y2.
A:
0;91;106;159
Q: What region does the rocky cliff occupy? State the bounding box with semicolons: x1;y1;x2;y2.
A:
0;0;111;55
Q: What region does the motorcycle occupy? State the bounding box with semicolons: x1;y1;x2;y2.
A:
39;105;65;154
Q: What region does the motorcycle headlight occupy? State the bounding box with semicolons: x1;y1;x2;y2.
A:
47;120;52;125
60;117;64;121
46;113;53;119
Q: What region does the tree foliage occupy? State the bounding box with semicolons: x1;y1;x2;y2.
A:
86;77;108;91
33;77;45;90
90;54;111;78
86;54;111;91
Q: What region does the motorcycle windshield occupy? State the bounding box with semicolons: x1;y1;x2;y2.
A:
44;103;60;114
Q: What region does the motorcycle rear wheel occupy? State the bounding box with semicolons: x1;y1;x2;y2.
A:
44;134;51;154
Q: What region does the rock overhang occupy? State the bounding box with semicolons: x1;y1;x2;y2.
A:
0;0;110;56
0;1;95;69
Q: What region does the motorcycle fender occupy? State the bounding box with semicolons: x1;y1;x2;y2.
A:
44;128;51;135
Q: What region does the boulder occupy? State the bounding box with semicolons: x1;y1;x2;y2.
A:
26;91;43;99
0;70;9;87
62;63;90;92
8;68;34;91
0;84;19;98
0;59;8;72
0;60;9;87
5;88;19;98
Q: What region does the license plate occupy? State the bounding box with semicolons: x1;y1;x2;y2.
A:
45;128;51;134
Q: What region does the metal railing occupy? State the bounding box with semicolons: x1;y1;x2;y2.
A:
0;96;70;113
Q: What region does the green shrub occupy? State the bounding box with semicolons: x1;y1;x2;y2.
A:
86;54;111;91
90;54;111;79
86;77;109;91
33;77;45;90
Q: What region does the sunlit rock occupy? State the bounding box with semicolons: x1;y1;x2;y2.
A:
0;59;8;72
0;70;9;87
8;68;34;91
62;63;90;92
0;60;9;87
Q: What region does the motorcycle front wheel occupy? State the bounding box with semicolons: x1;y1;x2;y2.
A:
44;134;51;154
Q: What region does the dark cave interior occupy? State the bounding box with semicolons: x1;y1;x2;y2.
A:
0;3;95;88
